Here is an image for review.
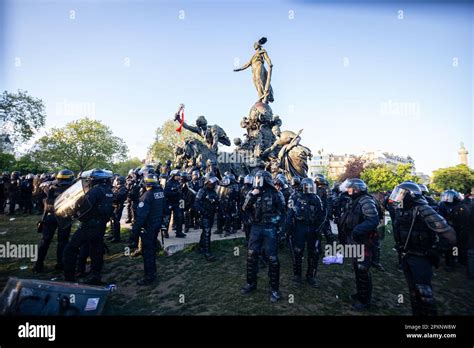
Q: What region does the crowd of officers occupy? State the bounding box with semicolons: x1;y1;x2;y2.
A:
1;165;473;314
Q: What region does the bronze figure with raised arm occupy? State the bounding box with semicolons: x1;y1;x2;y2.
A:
234;37;274;104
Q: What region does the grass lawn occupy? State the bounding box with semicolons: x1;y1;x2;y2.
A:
1;213;473;315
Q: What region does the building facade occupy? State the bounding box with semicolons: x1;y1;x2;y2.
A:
308;149;416;180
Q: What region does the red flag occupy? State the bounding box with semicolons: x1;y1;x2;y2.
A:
176;107;184;132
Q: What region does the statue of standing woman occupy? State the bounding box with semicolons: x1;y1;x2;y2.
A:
234;37;274;104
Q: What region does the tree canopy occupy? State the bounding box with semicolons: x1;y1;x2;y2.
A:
34;118;128;172
111;157;143;177
148;120;198;165
431;164;474;194
0;90;46;145
360;163;420;193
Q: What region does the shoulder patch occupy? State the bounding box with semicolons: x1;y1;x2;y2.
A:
138;202;145;208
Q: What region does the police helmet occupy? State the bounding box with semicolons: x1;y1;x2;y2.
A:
314;174;326;186
253;170;274;188
389;181;424;208
144;174;159;188
82;168;113;185
346;178;368;196
244;174;254;185
301;178;317;194
204;173;218;187
56;169;74;186
440;189;463;203
274;173;288;187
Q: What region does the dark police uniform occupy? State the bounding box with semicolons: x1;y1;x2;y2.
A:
63;183;114;283
240;183;253;243
194;186;219;260
286;190;324;286
340;193;380;307
242;185;286;298
393;202;456;315
34;181;72;272
164;178;185;237
110;182;128;242
131;186;165;283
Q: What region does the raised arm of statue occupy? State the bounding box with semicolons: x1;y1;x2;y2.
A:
233;59;252;72
175;113;202;137
182;122;202;137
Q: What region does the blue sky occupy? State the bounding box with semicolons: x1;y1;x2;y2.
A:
1;0;472;174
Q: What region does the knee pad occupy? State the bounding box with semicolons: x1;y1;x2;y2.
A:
268;255;279;265
356;263;369;274
247;249;258;260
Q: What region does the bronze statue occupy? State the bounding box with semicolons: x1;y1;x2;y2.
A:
174;113;231;153
169;38;312;181
234;37;274;104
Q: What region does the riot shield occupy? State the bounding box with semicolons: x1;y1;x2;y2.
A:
54;180;92;229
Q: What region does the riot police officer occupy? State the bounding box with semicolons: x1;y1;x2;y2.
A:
240;174;254;243
131;174;166;285
108;176;128;243
189;170;203;229
438;189;464;270
286;178;324;287
274;173;292;247
194;173;219;261
124;169;136;223
274;173;292;205
63;169;114;284
0;172;9;214
390;182;456;315
20;174;34;214
419;184;437;208
291;176;301;192
240;170;286;303
215;173;239;236
464;193;474;279
164;170;186;238
339;178;380;310
180;172;196;233
33;170;75;273
314;174;336;244
7;171;21;215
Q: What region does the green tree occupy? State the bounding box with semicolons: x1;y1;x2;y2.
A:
111;157;143;176
0;152;16;172
15;153;49;174
431;164;474;194
361;163;420;193
34;118;128;172
0;90;46;145
148;120;198;164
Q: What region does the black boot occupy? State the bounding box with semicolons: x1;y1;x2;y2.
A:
268;256;280;303
306;247;320;288
202;226;215;261
241;250;258;294
292;249;303;286
353;262;372;310
414;284;438;316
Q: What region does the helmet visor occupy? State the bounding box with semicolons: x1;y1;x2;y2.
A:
339;179;350;193
302;182;317;194
389;187;408;203
440;191;455;203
